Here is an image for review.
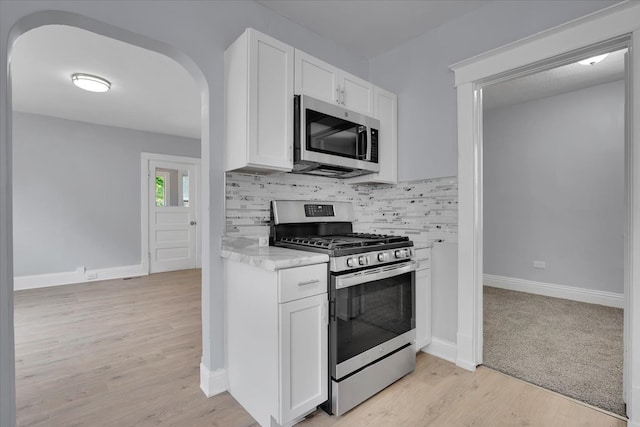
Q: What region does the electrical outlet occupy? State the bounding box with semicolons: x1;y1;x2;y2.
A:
533;260;546;269
258;236;269;247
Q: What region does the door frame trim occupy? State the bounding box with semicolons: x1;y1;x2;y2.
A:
450;1;640;422
141;152;201;274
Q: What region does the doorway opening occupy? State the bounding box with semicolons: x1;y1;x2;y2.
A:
481;47;626;416
452;8;640;421
10;22;207;425
142;153;201;274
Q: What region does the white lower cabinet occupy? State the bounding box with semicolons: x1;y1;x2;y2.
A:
226;260;328;427
279;293;328;423
414;248;432;351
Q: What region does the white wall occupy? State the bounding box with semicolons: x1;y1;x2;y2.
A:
12;112;200;278
369;0;619;182
483;80;625;294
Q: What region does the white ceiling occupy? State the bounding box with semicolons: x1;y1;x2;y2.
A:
256;0;490;59
483;49;626;111
9;3;627;140
11;25;201;139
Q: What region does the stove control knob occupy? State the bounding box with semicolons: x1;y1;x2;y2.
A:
378;252;389;262
346;258;356;268
358;256;369;266
395;249;408;259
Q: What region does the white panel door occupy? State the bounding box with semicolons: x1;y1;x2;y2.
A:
149;160;197;273
294;49;340;105
415;267;432;351
248;30;294;170
342;72;373;115
279;293;328;424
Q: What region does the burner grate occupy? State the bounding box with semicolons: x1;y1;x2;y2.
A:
279;233;409;250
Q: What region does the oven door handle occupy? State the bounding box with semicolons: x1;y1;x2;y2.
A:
335;261;418;290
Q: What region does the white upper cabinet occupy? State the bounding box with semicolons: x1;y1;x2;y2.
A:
342;73;374;115
294;50;341;105
294;50;373;116
225;28;294;173
225;29;397;180
348;86;398;184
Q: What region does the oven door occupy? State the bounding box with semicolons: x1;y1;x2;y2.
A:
329;261;417;380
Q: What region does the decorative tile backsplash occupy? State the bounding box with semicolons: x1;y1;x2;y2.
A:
225;172;457;247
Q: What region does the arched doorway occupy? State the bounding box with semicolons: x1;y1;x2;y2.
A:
1;11;213;425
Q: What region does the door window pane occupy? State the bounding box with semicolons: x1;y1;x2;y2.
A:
155;175;167;207
182;175;190;207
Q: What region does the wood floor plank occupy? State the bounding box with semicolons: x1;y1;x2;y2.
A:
14;269;625;426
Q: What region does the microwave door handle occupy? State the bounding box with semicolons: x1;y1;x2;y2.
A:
365;128;372;161
357;126;367;160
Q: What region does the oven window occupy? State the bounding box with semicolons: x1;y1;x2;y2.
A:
306;109;362;158
334;271;414;365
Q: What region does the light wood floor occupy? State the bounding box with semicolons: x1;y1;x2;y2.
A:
14;270;625;427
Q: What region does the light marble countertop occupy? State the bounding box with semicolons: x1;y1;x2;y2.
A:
412;241;434;250
221;237;328;271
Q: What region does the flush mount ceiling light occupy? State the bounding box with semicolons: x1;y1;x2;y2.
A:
578;53;609;66
71;73;111;92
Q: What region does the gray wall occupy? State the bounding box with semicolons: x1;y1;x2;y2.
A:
368;0;619;182
483;80;625;294
12;112;200;277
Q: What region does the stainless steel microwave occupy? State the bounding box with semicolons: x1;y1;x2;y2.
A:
293;95;380;178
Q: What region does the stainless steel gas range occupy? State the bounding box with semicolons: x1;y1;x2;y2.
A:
270;200;417;416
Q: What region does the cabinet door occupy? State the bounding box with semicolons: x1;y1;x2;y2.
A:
248;30;294;170
342;72;373;115
415;268;432;351
295;49;341;105
279;293;328;424
372;86;398;183
347;85;398;185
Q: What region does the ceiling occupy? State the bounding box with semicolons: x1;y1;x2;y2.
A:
9;3;627;140
256;0;490;59
483;49;626;111
11;25;201;139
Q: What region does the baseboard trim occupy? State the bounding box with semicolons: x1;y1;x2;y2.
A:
415;337;432;352
200;363;228;398
629;385;640;427
14;264;147;290
423;337;457;364
483;274;624;308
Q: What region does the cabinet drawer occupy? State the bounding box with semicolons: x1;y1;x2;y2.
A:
278;263;327;303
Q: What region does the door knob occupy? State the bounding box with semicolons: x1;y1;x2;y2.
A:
189;221;197;225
